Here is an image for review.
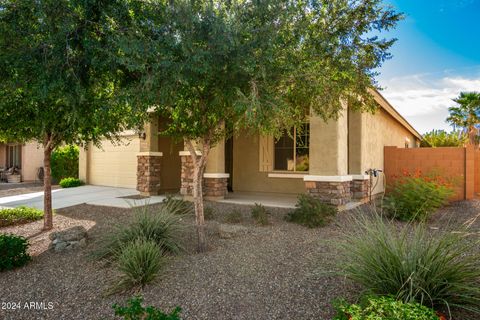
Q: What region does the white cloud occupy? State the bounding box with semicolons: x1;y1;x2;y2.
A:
379;74;480;133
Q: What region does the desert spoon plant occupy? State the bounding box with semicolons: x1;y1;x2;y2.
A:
339;210;480;316
93;201;186;294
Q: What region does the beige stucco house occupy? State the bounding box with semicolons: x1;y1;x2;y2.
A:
0;142;44;182
79;90;421;205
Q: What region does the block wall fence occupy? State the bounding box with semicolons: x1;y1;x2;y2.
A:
384;146;478;201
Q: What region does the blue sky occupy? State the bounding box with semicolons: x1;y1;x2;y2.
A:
377;0;480;133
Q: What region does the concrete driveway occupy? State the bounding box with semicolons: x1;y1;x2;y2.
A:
0;185;166;209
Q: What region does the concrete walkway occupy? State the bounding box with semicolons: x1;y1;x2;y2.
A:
0;185;363;211
0;185;166;209
219;191;364;211
218;192;298;209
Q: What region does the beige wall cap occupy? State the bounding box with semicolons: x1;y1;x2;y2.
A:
204;173;230;178
303;175;353;182
351;174;370;180
137;152;163;157
268;173;307;179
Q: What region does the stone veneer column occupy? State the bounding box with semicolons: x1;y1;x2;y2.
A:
351;175;371;203
137;152;163;196
304;106;352;206
304;176;352;206
179;151;197;197
203;173;229;200
179;147;229;200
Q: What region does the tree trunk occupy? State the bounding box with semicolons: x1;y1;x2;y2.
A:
43;140;54;230
186;139;210;253
192;159;206;252
468;126;477;146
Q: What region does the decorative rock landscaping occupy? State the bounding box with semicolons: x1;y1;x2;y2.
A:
49;226;87;252
217;223;249;239
1;202;477;320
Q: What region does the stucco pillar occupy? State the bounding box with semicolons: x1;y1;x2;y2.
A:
348;109;363;174
347;109;370;203
140;115;159;152
137;115;162;195
304;106;352;206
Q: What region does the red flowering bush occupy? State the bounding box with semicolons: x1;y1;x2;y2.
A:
385;169;454;221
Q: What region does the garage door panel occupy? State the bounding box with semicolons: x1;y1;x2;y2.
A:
89;137;140;188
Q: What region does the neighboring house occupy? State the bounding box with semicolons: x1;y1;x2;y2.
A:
0;142;44;182
79;89;421;206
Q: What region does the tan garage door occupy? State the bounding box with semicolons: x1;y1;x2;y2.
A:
89;136;140;188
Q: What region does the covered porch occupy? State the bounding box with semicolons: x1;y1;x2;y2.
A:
136;108;372;207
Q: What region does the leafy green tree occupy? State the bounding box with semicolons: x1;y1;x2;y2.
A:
420;130;468;147
447;92;480;146
0;0;146;230
116;0;402;252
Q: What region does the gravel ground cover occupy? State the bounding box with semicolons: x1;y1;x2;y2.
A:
0;183;59;198
0;200;478;320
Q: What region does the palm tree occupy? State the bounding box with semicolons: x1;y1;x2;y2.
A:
446;92;480;146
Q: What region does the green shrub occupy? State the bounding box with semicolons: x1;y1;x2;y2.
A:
225;210;243;224
93;203;184;261
108;239;167;294
333;296;440;320
161;194;193;215
384;177;453;221
0;234;31;271
339;213;480;315
286;194;337;228
0;206;43;227
420;130;467;147
113;296;181;320
251;203;269;225
51;145;79;182
59;177;84;188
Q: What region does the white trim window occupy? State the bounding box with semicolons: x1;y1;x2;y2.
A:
6;144;22;169
274;123;309;172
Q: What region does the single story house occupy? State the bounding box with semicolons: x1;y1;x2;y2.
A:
0;142;44;182
79;90;421;205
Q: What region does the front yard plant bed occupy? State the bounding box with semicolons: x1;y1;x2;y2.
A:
0;200;478;319
286;193;337;227
0;233;31;271
59;177;84;188
0;206;43;227
333;296;443;320
113;296;181;320
339;209;480;315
